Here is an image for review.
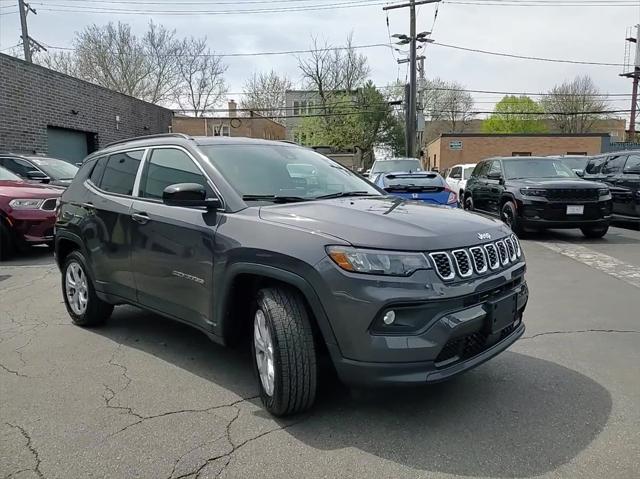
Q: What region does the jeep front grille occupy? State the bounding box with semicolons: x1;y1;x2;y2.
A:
429;252;455;280
469;246;487;274
484;243;500;270
452;250;472;278
430;237;522;281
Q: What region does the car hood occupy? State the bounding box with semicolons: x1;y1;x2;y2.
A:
510;178;601;189
259;196;511;251
0;180;63;198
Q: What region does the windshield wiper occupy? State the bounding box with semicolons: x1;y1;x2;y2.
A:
242;194;309;203
314;191;374;200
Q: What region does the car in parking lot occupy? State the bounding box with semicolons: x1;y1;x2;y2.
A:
464;156;612;238
372;171;458;207
55;134;528;416
0;166;61;260
368;157;422;178
583;151;640;226
444;163;476;199
0;153;78;188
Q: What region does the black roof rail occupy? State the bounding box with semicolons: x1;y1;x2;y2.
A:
104;133;192;149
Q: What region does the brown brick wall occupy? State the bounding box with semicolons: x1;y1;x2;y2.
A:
173;116;285;140
426;136;604;171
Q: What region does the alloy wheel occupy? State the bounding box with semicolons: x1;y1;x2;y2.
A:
254;309;275;396
65;261;89;315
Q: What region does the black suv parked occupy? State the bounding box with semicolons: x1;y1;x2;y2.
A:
583;151;640;226
0;153;78;188
55;134;528;416
464;156;612;238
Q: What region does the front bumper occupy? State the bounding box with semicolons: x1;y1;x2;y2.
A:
517;198;611;229
6;210;56;245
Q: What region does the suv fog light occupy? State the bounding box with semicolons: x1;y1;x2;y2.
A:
383;310;396;325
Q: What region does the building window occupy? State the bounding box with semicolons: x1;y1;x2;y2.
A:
567;152;587;156
293;100;314;116
215;125;230;137
512;152;532;157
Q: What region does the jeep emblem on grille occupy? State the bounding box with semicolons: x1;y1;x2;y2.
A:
477;232;492;240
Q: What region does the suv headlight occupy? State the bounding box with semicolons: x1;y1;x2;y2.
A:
597;188;610;197
9;199;44;209
326;246;430;276
520;188;547;197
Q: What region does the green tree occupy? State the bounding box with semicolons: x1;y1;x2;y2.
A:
295;82;398;167
482;95;548;134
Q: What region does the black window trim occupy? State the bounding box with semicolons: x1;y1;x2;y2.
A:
134;145;226;211
85;147;148;199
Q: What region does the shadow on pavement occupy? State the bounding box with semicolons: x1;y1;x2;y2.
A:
524;226;639;246
96;306;611;478
1;245;55;267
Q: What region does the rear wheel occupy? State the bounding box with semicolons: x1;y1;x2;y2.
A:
501;201;523;236
252;287;317;416
62;251;113;326
581;225;609;239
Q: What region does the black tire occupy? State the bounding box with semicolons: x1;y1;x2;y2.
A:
0;221;14;261
501;201;523;236
581;225;609;239
251;287;317;416
61;250;113;327
464;194;474;211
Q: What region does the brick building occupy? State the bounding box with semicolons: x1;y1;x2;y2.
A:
0;54;173;163
172;101;285;140
425;133;609;171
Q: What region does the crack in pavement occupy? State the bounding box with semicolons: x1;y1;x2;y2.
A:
5;422;44;479
0;362;29;378
521;329;640;340
1;267;57;295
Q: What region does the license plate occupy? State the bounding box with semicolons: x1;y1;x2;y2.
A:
487;293;518;333
566;205;584;215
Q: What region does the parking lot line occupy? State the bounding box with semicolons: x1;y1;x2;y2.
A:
535;241;640;290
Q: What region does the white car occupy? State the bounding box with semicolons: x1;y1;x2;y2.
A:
445;163;477;198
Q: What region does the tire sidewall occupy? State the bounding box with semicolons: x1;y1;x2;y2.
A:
464;195;474;211
501;201;520;235
251;293;284;413
61;251;94;325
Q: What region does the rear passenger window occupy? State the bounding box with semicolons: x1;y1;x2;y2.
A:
139;148;210;200
99;150;143;196
624;154;640;173
602;156;626;175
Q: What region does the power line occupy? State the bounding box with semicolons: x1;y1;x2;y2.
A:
446;1;638;6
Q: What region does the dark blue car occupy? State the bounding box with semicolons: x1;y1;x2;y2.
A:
373;171;459;207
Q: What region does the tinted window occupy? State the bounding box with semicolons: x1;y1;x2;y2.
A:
89;157;108;185
488;161;502;177
474;162;490;178
450;167;461;179
2;158;37;177
602;155;626;175
200;144;379;199
624;154;640;173
383;173;444;188
140;148;209;200
371;159;422;174
585;156;606;175
98;150;143;195
463;167;474;179
27;157;78;180
503;159;575;179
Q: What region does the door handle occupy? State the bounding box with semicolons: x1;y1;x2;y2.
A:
131;212;150;225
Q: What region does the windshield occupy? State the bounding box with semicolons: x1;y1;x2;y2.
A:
503;159;577;179
28;157;78;179
0;166;22;181
384;173;444;188
371;159;422;174
560;157;589;170
200;144;380;200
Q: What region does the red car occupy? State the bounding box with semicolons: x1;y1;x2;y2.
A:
0;166;61;260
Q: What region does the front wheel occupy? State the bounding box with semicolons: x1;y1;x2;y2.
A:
0;222;15;261
62;251;113;326
501;201;523;236
464;195;474;211
252;287;317;416
581;225;609;239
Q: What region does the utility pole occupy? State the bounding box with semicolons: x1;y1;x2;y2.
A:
384;0;440;158
621;25;640;141
17;0;45;63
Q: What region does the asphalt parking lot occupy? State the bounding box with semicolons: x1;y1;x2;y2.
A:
1;227;639;479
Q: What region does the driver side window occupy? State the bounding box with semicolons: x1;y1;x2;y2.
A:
487;161;502;177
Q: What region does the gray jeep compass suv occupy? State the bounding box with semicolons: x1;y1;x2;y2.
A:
55;134;528;416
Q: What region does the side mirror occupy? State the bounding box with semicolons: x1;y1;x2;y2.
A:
162;183;221;209
25;170;50;183
487;171;503;181
573;169;585;177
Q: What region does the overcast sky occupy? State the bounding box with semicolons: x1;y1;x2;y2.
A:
0;0;637;117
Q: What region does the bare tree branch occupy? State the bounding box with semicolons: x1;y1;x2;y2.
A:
241;70;292;119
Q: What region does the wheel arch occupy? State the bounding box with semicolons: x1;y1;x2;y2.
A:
54;231;84;270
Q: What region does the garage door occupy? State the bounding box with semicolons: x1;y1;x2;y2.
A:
47;127;90;163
